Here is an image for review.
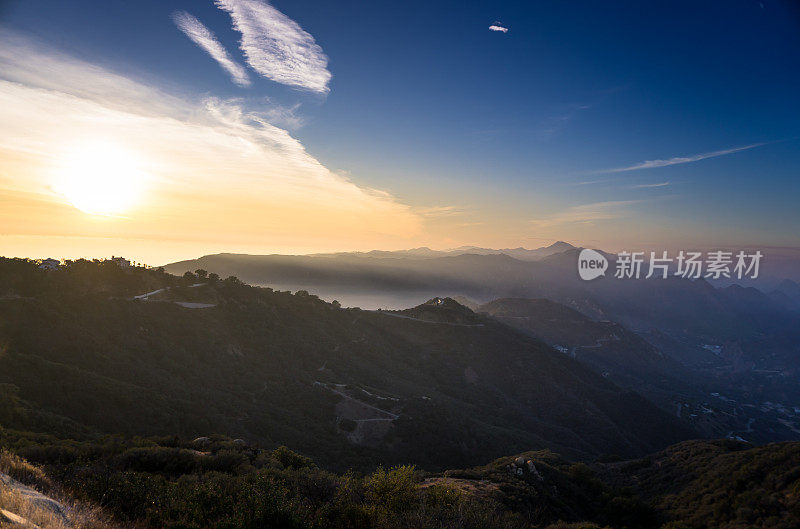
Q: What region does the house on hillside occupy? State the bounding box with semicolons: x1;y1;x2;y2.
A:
38;258;60;271
110;256;131;268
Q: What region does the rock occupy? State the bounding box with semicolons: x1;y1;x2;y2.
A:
192;436;211;447
514;456;526;466
232;438;247;447
0;474;67;524
0;509;36;527
527;460;544;481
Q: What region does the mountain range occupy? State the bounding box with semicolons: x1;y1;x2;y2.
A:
162;245;800;445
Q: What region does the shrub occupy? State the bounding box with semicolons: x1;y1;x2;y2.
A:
364;465;417;513
199;450;248;474
116;447;198;475
272;446;314;470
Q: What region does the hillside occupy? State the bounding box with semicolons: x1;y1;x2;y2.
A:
477;298;695;401
160;250;800;443
477;298;800;444
0;258;692;473
1;431;797;529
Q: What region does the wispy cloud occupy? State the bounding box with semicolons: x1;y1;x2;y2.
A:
173;11;250;87
631;181;670;188
530;200;642;228
417;206;464;218
214;0;331;93
593;143;768;174
489;23;509;33
0;32;419;257
571;178;613;186
259;100;305;130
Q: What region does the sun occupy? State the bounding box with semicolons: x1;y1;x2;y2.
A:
54;142;147;216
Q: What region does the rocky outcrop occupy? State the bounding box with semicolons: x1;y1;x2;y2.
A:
0;472;69;526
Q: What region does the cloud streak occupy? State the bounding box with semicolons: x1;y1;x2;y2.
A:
489;24;509;33
214;0;331;93
593;143;768;174
172;11;250;87
631;181;670;188
417;205;464;218
530;200;642;228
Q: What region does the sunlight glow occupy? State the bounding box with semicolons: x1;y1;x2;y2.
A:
53;142;148;216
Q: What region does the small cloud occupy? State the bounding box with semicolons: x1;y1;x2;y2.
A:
489;23;509;33
172;11;250;87
214;0;331;93
417;205;464;218
571;178;613;186
631;181;670;188
530;200;642;228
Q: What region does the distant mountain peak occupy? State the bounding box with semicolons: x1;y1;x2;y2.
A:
421;296;469;310
396;296;481;324
547;241;574;249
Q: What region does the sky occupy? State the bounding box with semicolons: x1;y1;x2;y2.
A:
0;0;798;265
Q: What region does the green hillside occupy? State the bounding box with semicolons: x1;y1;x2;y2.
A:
0;258;691;472
1;431;797;529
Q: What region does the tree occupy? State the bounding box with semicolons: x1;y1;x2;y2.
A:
0;383;21;425
195;269;208;279
364;465;417;513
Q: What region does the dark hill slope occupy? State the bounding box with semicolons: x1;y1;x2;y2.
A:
602;439;800;528
0;259;692;471
477;298;698;405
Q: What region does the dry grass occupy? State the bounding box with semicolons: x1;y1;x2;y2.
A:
1;486;69;528
0;450;120;529
0;451;51;492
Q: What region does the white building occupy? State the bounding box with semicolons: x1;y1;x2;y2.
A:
38;258;60;271
110;256;131;268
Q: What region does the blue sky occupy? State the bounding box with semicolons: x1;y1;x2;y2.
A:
0;0;798;261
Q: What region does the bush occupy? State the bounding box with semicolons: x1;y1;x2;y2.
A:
364;465;417;513
199;450;248;474
116;447;199;475
272;446;314;470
